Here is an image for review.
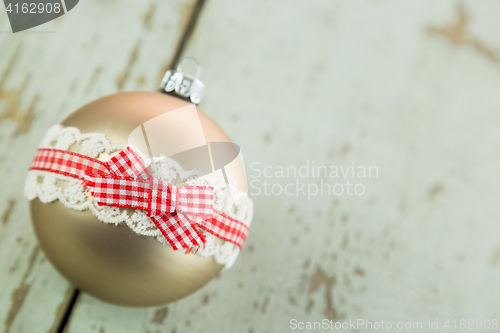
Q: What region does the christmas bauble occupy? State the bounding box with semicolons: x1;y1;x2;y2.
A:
27;92;251;306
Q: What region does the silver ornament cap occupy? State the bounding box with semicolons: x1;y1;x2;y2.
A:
159;57;205;105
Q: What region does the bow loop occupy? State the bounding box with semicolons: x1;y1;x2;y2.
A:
105;147;150;180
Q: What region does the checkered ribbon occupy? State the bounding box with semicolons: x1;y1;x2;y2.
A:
29;147;249;251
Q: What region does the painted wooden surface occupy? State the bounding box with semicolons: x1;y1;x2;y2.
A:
3;0;500;332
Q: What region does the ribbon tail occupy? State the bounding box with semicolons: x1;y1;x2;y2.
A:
151;213;206;252
192;211;249;250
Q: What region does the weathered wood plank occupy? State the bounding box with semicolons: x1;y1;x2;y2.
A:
66;0;500;332
0;0;193;331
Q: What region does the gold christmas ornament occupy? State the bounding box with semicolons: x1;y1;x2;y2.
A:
26;85;252;306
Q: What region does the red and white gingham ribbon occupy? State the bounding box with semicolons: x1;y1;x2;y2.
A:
29;147;249;251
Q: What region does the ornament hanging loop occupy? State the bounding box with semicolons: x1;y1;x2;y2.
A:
159;57;205;105
177;57;202;79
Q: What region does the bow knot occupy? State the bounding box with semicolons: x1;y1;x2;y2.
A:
149;178;215;218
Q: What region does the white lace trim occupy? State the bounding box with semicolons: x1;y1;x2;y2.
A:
24;125;253;269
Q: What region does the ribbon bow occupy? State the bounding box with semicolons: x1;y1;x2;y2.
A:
29;147;249;252
82;147;222;251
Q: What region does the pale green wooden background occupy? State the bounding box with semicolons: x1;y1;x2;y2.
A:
2;0;500;332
